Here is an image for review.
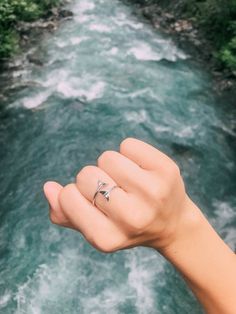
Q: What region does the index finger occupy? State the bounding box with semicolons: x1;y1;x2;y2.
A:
120;138;172;171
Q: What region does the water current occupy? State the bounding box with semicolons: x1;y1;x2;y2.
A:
0;0;235;313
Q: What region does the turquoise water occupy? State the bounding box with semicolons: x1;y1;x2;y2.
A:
0;0;235;313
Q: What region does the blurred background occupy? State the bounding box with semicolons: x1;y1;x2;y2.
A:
0;0;235;313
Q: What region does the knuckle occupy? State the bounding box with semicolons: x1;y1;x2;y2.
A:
172;162;181;177
120;137;135;153
171;163;181;183
97;150;116;166
126;211;155;235
142;175;162;201
146;184;160;201
165;160;181;180
152;181;170;208
76;165;97;183
157;188;169;208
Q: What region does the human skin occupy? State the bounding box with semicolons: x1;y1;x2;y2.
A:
44;138;236;314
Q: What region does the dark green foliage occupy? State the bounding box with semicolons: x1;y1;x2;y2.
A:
179;0;236;71
219;37;236;71
134;0;236;71
0;0;62;59
1;0;236;72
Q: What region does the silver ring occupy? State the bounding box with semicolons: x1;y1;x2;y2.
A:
92;180;118;206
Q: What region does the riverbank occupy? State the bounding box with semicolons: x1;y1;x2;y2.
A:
0;0;73;61
1;0;235;100
124;0;236;94
0;2;73;103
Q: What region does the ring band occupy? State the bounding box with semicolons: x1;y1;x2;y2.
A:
92;180;107;206
93;180;118;206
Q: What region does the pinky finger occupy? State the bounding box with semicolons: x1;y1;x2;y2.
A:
43;181;76;229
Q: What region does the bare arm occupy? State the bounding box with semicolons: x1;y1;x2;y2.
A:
43;138;236;313
160;198;236;314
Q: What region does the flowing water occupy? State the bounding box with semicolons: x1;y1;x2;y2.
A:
0;0;235;313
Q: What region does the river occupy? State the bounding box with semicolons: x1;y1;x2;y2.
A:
0;0;235;313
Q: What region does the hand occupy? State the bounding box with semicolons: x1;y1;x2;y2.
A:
44;138;236;314
44;138;190;252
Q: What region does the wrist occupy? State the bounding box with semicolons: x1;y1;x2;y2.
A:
148;195;203;253
153;196;236;314
159;196;204;255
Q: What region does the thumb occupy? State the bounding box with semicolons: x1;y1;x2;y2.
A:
43;181;63;212
43;181;73;227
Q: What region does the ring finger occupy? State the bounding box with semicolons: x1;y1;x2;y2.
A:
76;165;133;223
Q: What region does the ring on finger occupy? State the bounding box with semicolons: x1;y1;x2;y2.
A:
92;180;118;207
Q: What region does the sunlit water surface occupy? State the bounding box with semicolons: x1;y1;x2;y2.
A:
0;0;235;313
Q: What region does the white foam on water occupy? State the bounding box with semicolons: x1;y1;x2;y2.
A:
15;234;26;250
154;38;187;61
41;70;106;102
118;87;159;101
176;125;195;138
0;291;12;309
85;81;106;101
79;248;165;314
125;109;148;124
76;258;123;313
56;40;67;48
22;90;51;109
106;47;119;55
14;264;53;313
89;23;111;33
80;283;128;314
222;228;236;251
46;49;77;67
213;201;236;250
12;69;29;78
154;38;187;59
14;246;123;314
14;246;85;314
42;69;68;88
74;14;91;23
215;201;236;220
73;0;95;14
57;80;106;101
128;43;162;61
128;40;187;62
56;81;77;98
114;13;143;30
154;125;171;133
70;36;88;45
73;0;95;23
212;117;236;137
125;249;165;314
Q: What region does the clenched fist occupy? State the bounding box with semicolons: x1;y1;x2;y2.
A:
43;138;190;252
43;137;236;314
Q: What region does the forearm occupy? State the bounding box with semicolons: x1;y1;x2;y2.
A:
159;197;236;314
